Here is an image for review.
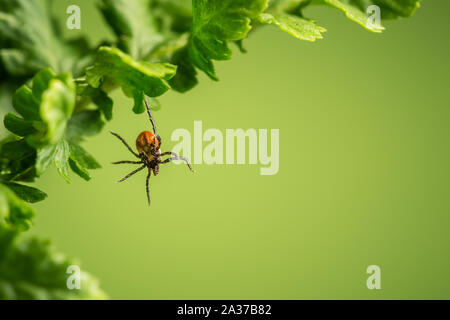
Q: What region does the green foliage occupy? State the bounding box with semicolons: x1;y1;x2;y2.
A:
188;0;268;80
0;183;36;232
257;12;326;41
98;0;164;60
86;47;176;113
0;236;107;300
2;69;101;183
321;0;421;32
324;0;385;32
2;181;47;203
0;0;420;300
0;0;91;77
0;137;37;182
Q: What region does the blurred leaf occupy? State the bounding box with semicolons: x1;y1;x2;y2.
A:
2;69;88;183
257;12;326;41
35;143;56;176
69;143;101;170
169;47;198;93
132;90;146;114
0;49;29;75
3;113;36;136
67;142;101;181
86;47;176;113
153;0;192;33
98;0;164;60
0;236;107;300
34;139;71;183
2;182;47;203
12;85;40;121
68;158;90;181
91;91;113;121
31;68;54;101
375;0;421;19
66;110;105;142
0;138;36;182
324;0;384;32
146;97;162;111
235;40;247;53
324;0;422;21
268;0;311;13
8;69;76;149
0;183;34;232
0;0;92;77
0;139;34;161
188;0;268;80
33;74;75;146
76;84;113;121
53;139;70;183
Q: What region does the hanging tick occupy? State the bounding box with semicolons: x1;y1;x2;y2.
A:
110;100;194;205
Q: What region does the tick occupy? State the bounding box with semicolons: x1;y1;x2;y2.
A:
110;100;194;205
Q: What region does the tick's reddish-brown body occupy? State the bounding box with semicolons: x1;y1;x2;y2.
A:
111;100;194;206
136;131;160;161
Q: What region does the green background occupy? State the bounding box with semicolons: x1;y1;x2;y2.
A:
14;1;450;299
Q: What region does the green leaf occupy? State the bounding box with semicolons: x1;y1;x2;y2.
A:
0;0;92;77
35;143;56;176
0;236;107;300
86;47;176;112
0;49;30;75
2;69;103;183
68;143;101;170
132;90;146;114
66;110;105;143
2;182;47;203
0;183;34;232
153;0;193;34
76;84;113;121
323;0;421;21
146;97;162;111
3;113;36;137
0;138;36;182
12;85;40;121
324;0;383;32
0;139;34;162
189;0;268;80
53;140;71;183
91;90;113;121
67;142;101;181
98;0;164;60
257;12;326;41
34;139;100;182
10;69;76;149
37;75;76;145
68;158;91;181
31;68;55;101
375;0;421;19
268;0;311;13
169;47;198;93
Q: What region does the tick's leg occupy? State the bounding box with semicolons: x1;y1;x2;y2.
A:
110;131;140;158
160;151;177;157
146;170;151;206
118;164;146;182
144;99;157;135
112;160;143;165
160;155;194;172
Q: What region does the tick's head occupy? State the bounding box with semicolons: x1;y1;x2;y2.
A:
136;131;161;157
